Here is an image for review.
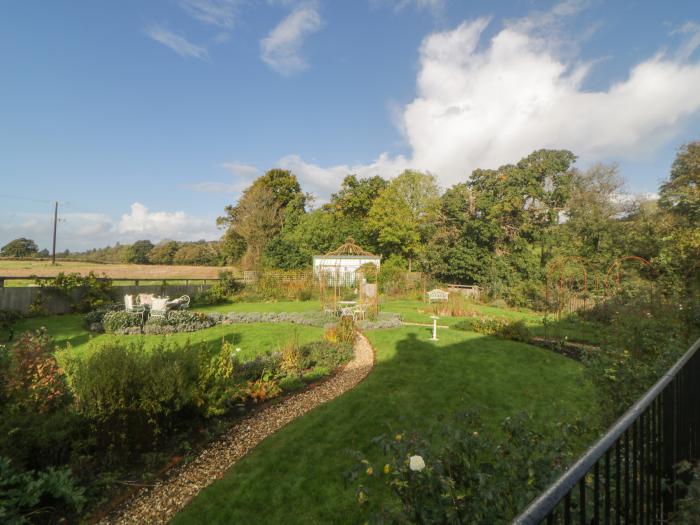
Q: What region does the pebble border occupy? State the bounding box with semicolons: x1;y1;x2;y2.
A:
99;333;375;525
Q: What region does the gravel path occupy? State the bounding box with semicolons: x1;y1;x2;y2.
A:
99;332;375;525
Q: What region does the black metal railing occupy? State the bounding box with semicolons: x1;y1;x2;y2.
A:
513;336;700;524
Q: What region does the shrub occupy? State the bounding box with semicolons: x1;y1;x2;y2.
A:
325;316;356;345
102;310;142;333
196;340;245;417
65;340;199;451
195;271;242;305
236;353;282;381
4;330;68;414
674;461;700;524
223;311;324;326
0;310;22;341
142;310;216;334
279;376;304;392
0;410;86;472
357;315;403;330
347;411;586;524
0;456;86;525
453;316;532;342
244;373;281;403
300;341;353;369
280;338;303;377
83;303;121;327
35;272;114;314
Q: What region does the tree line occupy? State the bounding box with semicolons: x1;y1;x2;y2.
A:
5;141;698;303
218;142;698;303
0;238;223;267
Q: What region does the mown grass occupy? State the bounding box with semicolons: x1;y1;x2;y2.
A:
6;313;323;365
172;326;599;525
380;299;603;345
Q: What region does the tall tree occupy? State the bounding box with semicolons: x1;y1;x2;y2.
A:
1;238;39;258
123;240;154;264
218;169;305;269
658;141;700;275
368;170;440;267
562;163;626;263
659;141;700;223
148;240;180;265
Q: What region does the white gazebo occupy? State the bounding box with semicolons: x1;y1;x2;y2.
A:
313;238;381;287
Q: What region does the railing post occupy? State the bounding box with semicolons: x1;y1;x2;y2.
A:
662;380;676;517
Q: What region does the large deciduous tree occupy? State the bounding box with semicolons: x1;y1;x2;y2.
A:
1;238;39;258
367;170;440;268
659;141;700;223
218;169;306;269
123;240;154;264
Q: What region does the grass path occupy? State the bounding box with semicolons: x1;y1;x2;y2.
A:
172;325;598;525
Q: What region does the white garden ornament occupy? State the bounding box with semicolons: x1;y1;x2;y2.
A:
430;315;439;341
409;455;426;472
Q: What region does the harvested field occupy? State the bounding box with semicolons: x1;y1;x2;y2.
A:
0;259;238;281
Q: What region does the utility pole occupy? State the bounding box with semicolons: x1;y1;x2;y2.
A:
51;201;58;264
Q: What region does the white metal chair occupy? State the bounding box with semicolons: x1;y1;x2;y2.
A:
352;305;366;321
124;295;145;322
138;293;155;307
150;297;169;319
167;295;190;310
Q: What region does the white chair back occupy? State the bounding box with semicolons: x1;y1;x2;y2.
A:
124;294;134;311
138;293;155;306
151;297;169;313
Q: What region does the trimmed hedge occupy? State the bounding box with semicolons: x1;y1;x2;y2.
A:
102;311;143;334
143;310;216;335
453;316;532;342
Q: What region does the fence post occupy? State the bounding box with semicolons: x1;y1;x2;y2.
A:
662;381;677;517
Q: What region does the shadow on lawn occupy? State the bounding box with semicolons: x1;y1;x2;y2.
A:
169;324;599;525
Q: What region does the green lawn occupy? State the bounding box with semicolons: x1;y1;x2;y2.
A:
172;325;598;525
7;313;324;365
380;298;603;345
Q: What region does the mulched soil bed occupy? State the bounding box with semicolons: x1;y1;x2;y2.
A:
98;333;375;525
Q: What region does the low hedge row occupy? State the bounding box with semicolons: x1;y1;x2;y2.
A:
453;316;532;342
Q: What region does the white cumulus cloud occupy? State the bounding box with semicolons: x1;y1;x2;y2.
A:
260;4;322;75
274;8;700;195
117;203;217;241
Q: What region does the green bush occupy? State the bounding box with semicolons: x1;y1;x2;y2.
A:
0;456;86;525
83;303;122;327
0;410;86;472
279;376;304;392
0;310;22;341
102;310;142;333
196;340;245;417
301;341;353;369
195;271;243;305
65;340;199;452
453;316;532;342
35;272;114;313
348;411;586;524
142;310;216;334
4;330;69;414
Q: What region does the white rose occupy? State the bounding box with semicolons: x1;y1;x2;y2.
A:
409;455;425;472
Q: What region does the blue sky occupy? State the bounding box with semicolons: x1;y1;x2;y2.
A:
1;0;700;250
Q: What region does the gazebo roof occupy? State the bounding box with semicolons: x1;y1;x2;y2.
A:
323;237;378;257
